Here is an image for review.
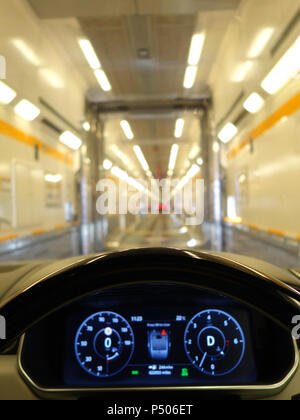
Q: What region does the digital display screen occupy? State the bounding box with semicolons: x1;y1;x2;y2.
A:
64;303;257;387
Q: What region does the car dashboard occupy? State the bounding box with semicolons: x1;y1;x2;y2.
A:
0;248;299;400
20;283;297;395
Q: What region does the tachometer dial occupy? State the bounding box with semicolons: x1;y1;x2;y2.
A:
184;310;245;377
75;311;134;378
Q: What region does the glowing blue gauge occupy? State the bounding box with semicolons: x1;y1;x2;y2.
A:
184;310;246;377
75;311;135;378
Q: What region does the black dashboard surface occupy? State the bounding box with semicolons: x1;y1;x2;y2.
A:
0;248;299;399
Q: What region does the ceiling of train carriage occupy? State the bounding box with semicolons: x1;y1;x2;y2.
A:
27;0;243;178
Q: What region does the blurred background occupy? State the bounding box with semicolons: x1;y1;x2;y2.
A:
0;0;300;268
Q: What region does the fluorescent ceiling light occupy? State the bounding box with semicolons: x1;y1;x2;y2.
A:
79;39;101;70
120;120;134;140
279;116;288;124
40;69;64;89
127;177;145;192
176;176;189;191
186;164;200;179
261;36;300;94
218;123;238;144
103;159;113;170
94;69;112;92
133;145;149;171
111;166;128;181
175;164;200;191
167;170;174;177
243;92;265;113
227;196;237;219
45;174;62;183
179;226;188;234
239;174;246;184
189;144;200;160
12;40;40;66
248;28;275;59
232;61;253;82
169;144;179;171
187;238;200;248
14;99;40;121
183;66;198;89
111;166;145;192
0;81;17;104
213;142;220;153
188;33;206;66
174;119;185;138
82;121;91;132
60;131;82;150
110;145;134;171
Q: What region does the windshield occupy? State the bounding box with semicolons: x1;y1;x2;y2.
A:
0;0;300;268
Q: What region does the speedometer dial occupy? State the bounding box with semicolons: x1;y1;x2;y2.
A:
75;311;134;378
184;310;246;377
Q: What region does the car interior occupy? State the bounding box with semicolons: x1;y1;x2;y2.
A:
0;0;300;405
0;248;299;401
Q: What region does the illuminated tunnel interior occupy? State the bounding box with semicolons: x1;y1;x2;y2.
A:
0;0;300;402
0;1;300;268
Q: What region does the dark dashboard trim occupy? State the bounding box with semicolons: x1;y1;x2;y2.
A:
1;248;300;352
290;269;300;281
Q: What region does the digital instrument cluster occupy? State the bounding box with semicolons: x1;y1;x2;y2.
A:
19;274;297;395
64;294;257;387
75;311;135;378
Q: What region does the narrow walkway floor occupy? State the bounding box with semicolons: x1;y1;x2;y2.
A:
0;215;299;269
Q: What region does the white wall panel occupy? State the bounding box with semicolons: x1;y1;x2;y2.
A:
210;0;300;238
226;105;300;237
12;161;43;228
0;0;86;132
210;0;300;123
0;0;85;232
